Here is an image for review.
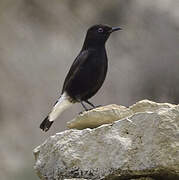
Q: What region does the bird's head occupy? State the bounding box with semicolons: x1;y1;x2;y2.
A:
83;24;122;49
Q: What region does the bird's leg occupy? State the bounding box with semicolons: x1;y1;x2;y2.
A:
84;100;102;109
84;100;95;108
79;100;102;115
80;101;88;111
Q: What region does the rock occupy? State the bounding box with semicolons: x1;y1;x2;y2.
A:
67;104;132;130
34;100;179;180
67;99;175;129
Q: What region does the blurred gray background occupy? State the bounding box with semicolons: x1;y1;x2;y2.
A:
0;0;178;179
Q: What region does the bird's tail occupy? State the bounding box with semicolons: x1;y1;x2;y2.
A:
40;92;73;132
40;116;53;132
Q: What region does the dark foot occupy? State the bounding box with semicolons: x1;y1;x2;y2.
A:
84;100;102;109
79;100;103;114
78;104;102;115
78;111;84;115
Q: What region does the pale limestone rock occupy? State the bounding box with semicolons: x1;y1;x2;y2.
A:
67;99;176;130
67;104;132;129
130;99;175;113
34;100;179;180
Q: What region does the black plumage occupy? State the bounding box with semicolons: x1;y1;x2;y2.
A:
62;24;121;103
62;48;107;101
40;24;121;132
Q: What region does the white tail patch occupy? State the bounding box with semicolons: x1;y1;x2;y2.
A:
49;92;73;122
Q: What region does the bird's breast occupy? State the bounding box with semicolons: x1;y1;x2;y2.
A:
83;51;107;80
65;49;108;100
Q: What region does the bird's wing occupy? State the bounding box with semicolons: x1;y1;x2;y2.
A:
62;50;89;93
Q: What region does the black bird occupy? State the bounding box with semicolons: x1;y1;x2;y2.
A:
40;24;122;132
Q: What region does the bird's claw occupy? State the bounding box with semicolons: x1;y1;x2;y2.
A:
78;105;102;115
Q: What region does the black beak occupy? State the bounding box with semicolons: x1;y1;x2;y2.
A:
110;26;122;33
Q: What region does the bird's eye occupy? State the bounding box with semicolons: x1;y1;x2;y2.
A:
98;28;103;33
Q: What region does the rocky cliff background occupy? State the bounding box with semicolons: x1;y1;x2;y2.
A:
0;0;179;180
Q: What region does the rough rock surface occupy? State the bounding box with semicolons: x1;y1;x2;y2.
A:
67;100;175;129
34;100;179;180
